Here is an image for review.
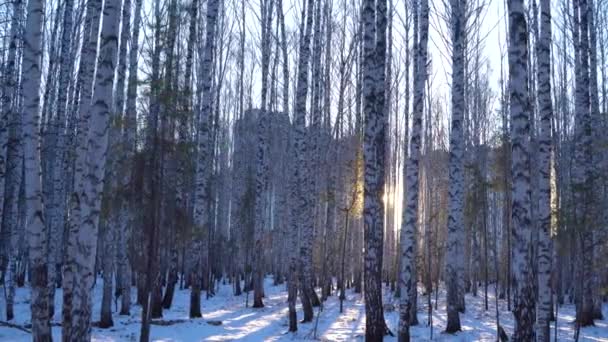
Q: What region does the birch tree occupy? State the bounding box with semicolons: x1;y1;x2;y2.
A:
507;0;535;339
3;0;24;322
535;0;553;339
46;0;75;318
115;0;137;317
70;0;121;337
63;0;102;336
572;0;595;327
21;0;51;337
292;0;315;323
586;0;604;321
445;0;466;333
361;0;391;335
398;0;429;340
252;0;274;308
192;0;221;317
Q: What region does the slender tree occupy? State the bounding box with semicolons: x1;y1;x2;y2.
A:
507;0;535;339
192;0;221;317
398;0;429;340
535;0;554;339
362;0;391;335
293;0;315;323
70;0;121;337
21;0;51;338
445;0;466;333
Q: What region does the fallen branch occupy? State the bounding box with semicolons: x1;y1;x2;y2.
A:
0;321;31;334
150;319;189;326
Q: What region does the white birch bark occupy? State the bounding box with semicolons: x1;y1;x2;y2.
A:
362;0;389;336
70;0;121;337
445;0;465;333
535;0;553;339
118;0;142;317
192;0;220;316
507;0;535;339
47;0;75;317
2;0;24;321
572;0;594;326
63;0;102;336
587;0;604;321
301;0;321;310
292;0;315;324
115;0;134;317
252;0;274;308
398;0;429;340
22;0;51;337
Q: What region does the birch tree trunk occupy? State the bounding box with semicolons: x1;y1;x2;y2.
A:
252;0;274;308
47;0;74;318
114;0;133;316
22;0;52;338
292;0;315;324
192;0;221;317
362;0;390;336
63;0;102;336
507;0;535;339
535;0;553;339
118;0;142;317
445;0;465;333
587;0;604;321
2;0;24;322
572;0;594;327
71;0;121;337
398;0;429;340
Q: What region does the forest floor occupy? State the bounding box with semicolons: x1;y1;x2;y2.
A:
1;277;606;341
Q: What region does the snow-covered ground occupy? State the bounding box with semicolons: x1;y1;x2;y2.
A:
1;277;606;341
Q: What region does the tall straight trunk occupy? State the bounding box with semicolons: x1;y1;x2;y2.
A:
572;0;595;327
71;0;121;337
287;134;299;330
156;0;179;312
398;0;429;340
408;0;420;324
119;0;142;317
362;0;390;336
22;0;51;338
253;0;274;308
395;0;409;302
587;0;604;321
140;1;162;335
507;0;535;339
177;0;197;304
445;0;465;333
114;0;132;312
2;0;24;322
535;0;553;340
4;111;23;323
321;0;334;301
293;0;315;324
47;0;75;318
192;0;221;317
63;0;102;337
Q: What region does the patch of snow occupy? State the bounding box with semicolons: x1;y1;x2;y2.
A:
1;278;606;341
